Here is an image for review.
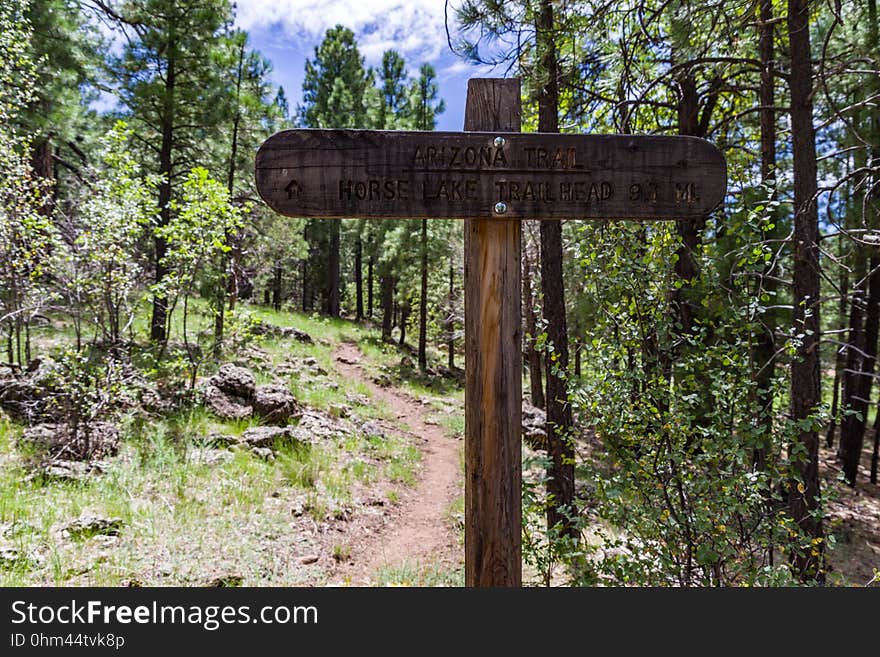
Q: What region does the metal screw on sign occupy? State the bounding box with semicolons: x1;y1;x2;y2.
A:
494;201;508;215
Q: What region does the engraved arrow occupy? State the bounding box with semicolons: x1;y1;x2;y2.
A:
285;179;303;200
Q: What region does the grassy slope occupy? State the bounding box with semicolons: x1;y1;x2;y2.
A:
0;306;463;586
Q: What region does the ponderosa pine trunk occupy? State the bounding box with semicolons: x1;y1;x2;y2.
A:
272;264;282;311
215;38;246;356
841;257;880;485
826;268;849;449
536;0;575;539
787;0;825;580
399;301;409;347
367;254;374;319
752;0;779;469
419;218;428;371
381;274;394;340
327;220;340;317
448;254;455;369
150;42;175;344
355;237;364;321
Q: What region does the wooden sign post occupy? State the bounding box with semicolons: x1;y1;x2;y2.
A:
255;78;727;588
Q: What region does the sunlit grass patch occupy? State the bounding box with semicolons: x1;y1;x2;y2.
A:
373;561;463;587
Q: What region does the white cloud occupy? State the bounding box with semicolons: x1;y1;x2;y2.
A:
234;0;455;64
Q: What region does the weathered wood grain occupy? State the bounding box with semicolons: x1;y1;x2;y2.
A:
255;128;727;220
464;78;522;587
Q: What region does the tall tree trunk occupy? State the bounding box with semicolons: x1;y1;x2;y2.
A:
448;253;455;369
367;254;374;318
536;0;575;538
301;257;309;312
381;274;394;340
272;264;282;311
826;269;849;448
150;46;175;344
419;218;428;371
327;221;340;317
523;238;545;409
752;0;779;469
869;0;880;486
214;41;246;357
840;251;868;463
841;258;880;485
399;301;409;347
787;0;824;580
871;398;880;484
355;237;364;320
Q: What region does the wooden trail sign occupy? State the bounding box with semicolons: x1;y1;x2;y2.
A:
255;130;726;221
254;77;728;588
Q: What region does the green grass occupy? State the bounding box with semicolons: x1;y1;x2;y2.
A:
440;413;465;440
373;561;464;587
1;299;465;586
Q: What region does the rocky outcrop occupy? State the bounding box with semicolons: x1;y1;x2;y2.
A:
20;422;119;459
202;363;299;423
211;364;255;400
250;321;313;344
252;384;298;425
60;515;123;539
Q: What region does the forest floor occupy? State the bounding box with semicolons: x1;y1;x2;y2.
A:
821;442;880;585
0;305;878;586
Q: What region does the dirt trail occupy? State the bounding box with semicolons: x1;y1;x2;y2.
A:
330;342;462;584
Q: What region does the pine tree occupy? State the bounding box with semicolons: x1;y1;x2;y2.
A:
100;0;235;343
299;26;372;317
409;64;445;371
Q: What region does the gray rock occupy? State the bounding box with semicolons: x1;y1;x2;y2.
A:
0;520;35;539
252;384;298;425
210;364;255;400
203;384;252;420
0;359;60;423
360;421;385;439
284;327;314;344
203;433;237;448
239;426;306;449
187;447;234;466
251;322;314;344
61;515;123;539
0;546;23;568
345;392;370;406
208;574;244;587
20;422;119;459
35;460;107;482
250;447;275;461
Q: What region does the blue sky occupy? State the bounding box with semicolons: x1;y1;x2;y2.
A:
233;0;495;131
